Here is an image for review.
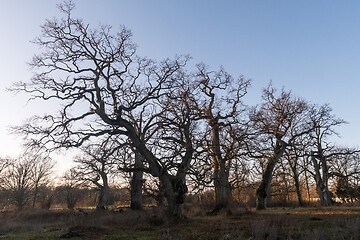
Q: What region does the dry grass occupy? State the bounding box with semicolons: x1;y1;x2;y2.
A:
0;206;359;239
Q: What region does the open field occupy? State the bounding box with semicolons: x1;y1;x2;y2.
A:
0;206;359;239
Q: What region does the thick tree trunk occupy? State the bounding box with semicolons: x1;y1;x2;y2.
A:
131;151;143;210
213;162;231;211
97;173;109;210
210;123;232;211
320;158;331;206
256;141;286;210
312;153;332;206
97;185;109;210
161;175;188;219
256;158;276;210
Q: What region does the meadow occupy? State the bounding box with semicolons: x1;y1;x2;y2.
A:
0;205;359;240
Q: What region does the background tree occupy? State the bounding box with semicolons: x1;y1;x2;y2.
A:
0;158;9;198
56;169;86;210
72;138;119;210
30;153;55;207
2;154;35;210
142;175;165;206
249;84;311;209
307;104;347;206
282;134;310;206
190;63;250;211
331;148;360;202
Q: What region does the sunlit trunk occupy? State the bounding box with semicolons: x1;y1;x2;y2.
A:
320;156;331;206
211;123;231;211
312;151;332;207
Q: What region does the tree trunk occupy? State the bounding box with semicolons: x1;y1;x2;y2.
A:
97;186;109;210
312;152;332;206
256;141;286;210
213;162;231;211
320;156;331;206
210;122;231;211
156;182;165;206
290;164;303;206
256;158;276;210
97;173;109;210
32;184;39;208
293;171;304;206
161;175;187;219
303;161;311;202
131;151;143;210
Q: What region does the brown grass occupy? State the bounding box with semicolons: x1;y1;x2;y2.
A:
0;206;359;239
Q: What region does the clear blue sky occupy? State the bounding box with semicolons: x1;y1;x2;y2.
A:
0;1;359;172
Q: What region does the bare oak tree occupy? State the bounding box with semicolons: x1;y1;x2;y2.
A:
2;154;34;210
30;154;55;207
56;169;85;210
11;1;192;218
72;139;119;210
190;63;250;211
249;84;311;209
305;104;358;206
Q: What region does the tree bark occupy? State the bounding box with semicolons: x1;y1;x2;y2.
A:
256;141;286;210
210;123;232;211
161;175;188;219
320;157;331;206
293;170;304;206
97;185;109;210
289;164;303;206
312;152;332;206
131;151;143;210
96;172;109;210
213;162;231;211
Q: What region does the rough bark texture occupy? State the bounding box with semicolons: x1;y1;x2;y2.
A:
161;175;188;219
210;123;232;211
131;151;143;210
213;163;231;211
256;141;287;210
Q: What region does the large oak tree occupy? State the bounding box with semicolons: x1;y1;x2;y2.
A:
12;1;194;218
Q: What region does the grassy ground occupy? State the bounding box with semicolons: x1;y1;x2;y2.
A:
0;206;359;239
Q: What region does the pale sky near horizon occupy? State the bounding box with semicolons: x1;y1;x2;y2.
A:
0;1;359;174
